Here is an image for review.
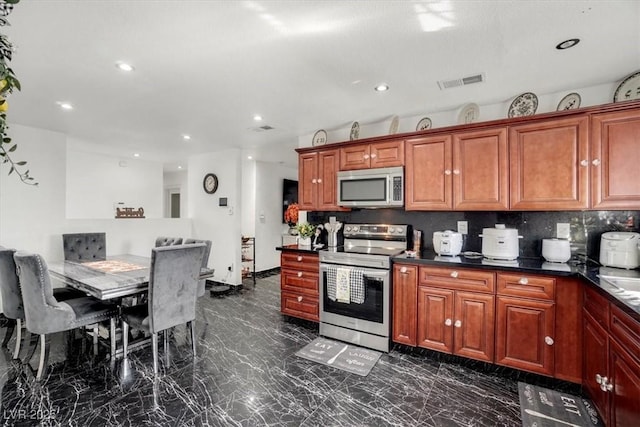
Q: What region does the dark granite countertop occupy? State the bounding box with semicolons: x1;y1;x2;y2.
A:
276;244;327;254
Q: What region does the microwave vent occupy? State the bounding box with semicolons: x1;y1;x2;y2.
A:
438;73;485;90
248;125;275;132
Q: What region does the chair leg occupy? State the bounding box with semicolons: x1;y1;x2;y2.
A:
189;321;196;358
12;319;22;359
2;318;15;349
152;333;159;376
163;329;169;368
109;318;116;360
92;325;99;356
122;321;129;363
36;334;50;381
23;331;39;364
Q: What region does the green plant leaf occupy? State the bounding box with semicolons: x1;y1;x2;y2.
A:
8;165;14;175
8;144;16;152
16;161;26;165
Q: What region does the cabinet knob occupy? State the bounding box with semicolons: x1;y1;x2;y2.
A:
444;169;452;175
592;158;601;166
454;320;462;328
370;153;377;159
580;159;589;167
445;318;452;326
400;266;408;274
453;169;460;175
450;271;459;278
317;178;322;183
544;336;554;346
312;178;317;184
595;374;603;384
297;296;303;302
605;382;613;392
519;277;528;285
297;272;303;278
363;154;370;160
297;256;303;262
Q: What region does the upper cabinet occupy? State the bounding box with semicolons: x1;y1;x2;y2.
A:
590;109;640;210
339;139;404;171
509;116;589;210
298;149;343;211
405;127;508;210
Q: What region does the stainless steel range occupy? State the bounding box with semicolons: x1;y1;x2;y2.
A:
319;224;409;352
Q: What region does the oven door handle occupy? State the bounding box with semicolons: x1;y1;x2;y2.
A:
320;263;389;279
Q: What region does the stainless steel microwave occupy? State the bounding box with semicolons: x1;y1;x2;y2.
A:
337;166;404;208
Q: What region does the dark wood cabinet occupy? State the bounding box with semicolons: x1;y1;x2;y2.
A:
417;286;453;352
583;309;610;423
509;115;589;210
591;109;640;210
280;252;319;322
298;149;342;211
405;135;452;210
392;264;418;346
339;139;404;170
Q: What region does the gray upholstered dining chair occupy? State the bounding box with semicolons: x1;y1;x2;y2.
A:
13;251;118;380
0;246;84;360
154;237;183;247
63;232;107;261
120;243;205;375
183;238;212;297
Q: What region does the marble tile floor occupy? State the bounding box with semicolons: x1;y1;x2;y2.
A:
0;274;583;426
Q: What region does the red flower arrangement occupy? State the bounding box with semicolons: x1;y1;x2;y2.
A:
284;203;299;226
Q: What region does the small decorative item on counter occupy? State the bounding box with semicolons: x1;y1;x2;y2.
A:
405;250;417;258
284;203;299;229
413;230;422;253
296;222;316;238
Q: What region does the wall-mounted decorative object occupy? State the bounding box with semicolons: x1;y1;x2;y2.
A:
388;115;399;134
457;103;480;124
312;129;327;146
115;207;145;218
203;173;218;194
556;92;581;110
508;92;538;117
613;70;640;102
349;121;360;140
416;117;432;131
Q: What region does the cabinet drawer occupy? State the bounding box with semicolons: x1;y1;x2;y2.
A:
281;268;319;296
610;304;640;363
281;291;319;322
419;267;495;293
584;286;610;328
497;273;555;300
281;252;319;272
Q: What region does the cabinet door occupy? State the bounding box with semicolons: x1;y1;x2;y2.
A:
509;116;589;210
339;144;370;170
298;152;318;210
453;128;508;210
583;310;610;423
496;296;555;376
591;109;640;209
454;292;495;362
317;149;341;210
392;265;418;346
405;135;453;210
417;287;454;353
370;140;404;168
609;340;640;427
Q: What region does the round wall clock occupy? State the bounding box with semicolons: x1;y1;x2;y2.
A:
203;173;218;194
416;117;432;131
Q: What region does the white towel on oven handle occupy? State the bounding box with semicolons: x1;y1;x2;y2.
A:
335;267;351;303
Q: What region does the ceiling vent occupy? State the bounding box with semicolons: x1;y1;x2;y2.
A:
438;73;486;90
249;125;275;132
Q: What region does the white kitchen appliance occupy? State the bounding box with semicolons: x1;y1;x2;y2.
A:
433;230;463;256
480;224;522;261
542;238;571;263
599;232;640;269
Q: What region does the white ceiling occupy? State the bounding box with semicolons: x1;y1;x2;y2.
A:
5;1;640;170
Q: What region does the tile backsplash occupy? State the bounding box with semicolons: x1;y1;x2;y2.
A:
308;210;640;262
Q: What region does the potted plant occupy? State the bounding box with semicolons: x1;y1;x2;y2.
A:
284;203;299;235
296;222;315;246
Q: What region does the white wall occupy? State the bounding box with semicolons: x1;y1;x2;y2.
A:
66;148;163;219
188;149;243;285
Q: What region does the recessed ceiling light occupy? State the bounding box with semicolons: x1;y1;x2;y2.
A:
116;62;135;72
374;83;389;92
556;38;580;50
57;102;73;110
133;153;140;158
177;165;183;169
253;115;263;121
182;134;191;140
247;155;253;160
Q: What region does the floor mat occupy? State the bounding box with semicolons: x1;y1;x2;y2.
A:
518;382;603;427
295;337;381;377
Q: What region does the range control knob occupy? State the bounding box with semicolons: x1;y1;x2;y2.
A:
389;227;395;233
345;226;352;232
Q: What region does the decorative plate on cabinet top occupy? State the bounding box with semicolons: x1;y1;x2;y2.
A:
312;129;327;146
556;92;581;111
613;70;640;102
457;103;480;124
508;92;538;118
349;121;360;140
416;117;432;131
388;115;400;134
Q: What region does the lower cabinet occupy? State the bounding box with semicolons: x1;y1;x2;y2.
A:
583;286;640;426
280;252;319;322
392;264;418;346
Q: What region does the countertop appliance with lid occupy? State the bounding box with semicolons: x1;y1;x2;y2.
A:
480;224;522;261
600;231;640;269
319;223;409;352
542;238;571;263
433;230;463;256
